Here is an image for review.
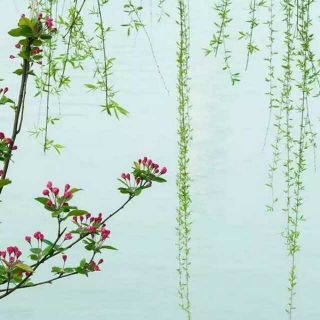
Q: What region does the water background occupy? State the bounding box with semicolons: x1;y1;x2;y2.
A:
1;1;320;319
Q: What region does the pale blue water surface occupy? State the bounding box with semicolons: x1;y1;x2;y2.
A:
1;1;320;319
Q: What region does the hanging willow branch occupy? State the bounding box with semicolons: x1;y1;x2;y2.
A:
177;0;192;319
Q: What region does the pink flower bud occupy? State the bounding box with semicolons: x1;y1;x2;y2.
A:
98;259;104;265
0;170;3;177
64;191;71;199
9;55;15;59
25;236;31;243
46;181;52;189
147;159;152;166
42;189;49;196
160;167;167;174
7;246;14;255
52;28;57;32
10;256;15;263
15;43;21;49
94;265;101;271
21;14;25;18
98;213;102;218
65;184;70;191
79;215;84;222
87;226;97;233
138;159;142;164
64;233;72;240
4;87;8;94
121;173;126;179
38;13;43;19
90;217;94;223
85;213;91;219
136;178;140;185
16;251;22;258
5;138;12;144
52;187;59;195
0;251;6;258
12;145;17;150
0;132;4;139
126;173;130;180
73;216;77;222
143;157;148;162
46;199;53;207
62;254;67;262
155;169;159;174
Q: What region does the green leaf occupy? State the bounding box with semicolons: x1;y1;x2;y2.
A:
79;259;86;268
15;264;34;273
153;177;167;183
32;39;42;46
66;210;87;218
30;248;41;254
64;268;74;273
0;179;11;187
100;245;118;250
13;69;23;76
18;17;33;30
35;197;48;205
52;266;62;273
0;96;14;105
40;34;52;40
8;28;21;37
20;26;33;38
70;188;82;195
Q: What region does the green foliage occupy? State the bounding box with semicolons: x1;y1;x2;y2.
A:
206;0;240;85
177;1;192;319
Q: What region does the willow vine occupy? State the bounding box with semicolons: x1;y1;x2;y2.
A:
208;0;319;317
177;0;192;319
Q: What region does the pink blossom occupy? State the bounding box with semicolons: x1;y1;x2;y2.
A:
62;254;67;262
126;173;130;180
138;159;142;164
160;167;167;175
45;17;54;27
0;170;3;177
94;265;101;271
5;138;12;144
79;215;84;222
73;216;77;222
121;173;126;179
52;28;57;32
12;145;17;150
52;187;59;195
46;199;53;207
0;132;4;140
15;43;21;49
64;233;72;240
85;213;91;219
21;14;25;18
64;191;71;199
87;226;97;233
16;251;22;258
9;55;15;59
34;48;41;54
10;256;15;263
7;246;14;255
98;259;104;265
0;251;6;258
143;157;148;162
25;236;31;243
42;189;49;196
4;87;8;94
46;181;52;189
147;159;152;166
34;231;44;241
65;184;70;191
38;13;43;20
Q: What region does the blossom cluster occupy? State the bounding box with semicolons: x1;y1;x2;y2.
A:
0;87;8;95
9;13;57;64
42;181;72;208
0;131;18;166
118;157;167;195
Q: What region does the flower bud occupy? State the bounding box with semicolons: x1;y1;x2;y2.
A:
42;189;49;196
25;236;31;243
46;199;53;207
160;167;167;174
62;254;67;262
46;181;52;189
